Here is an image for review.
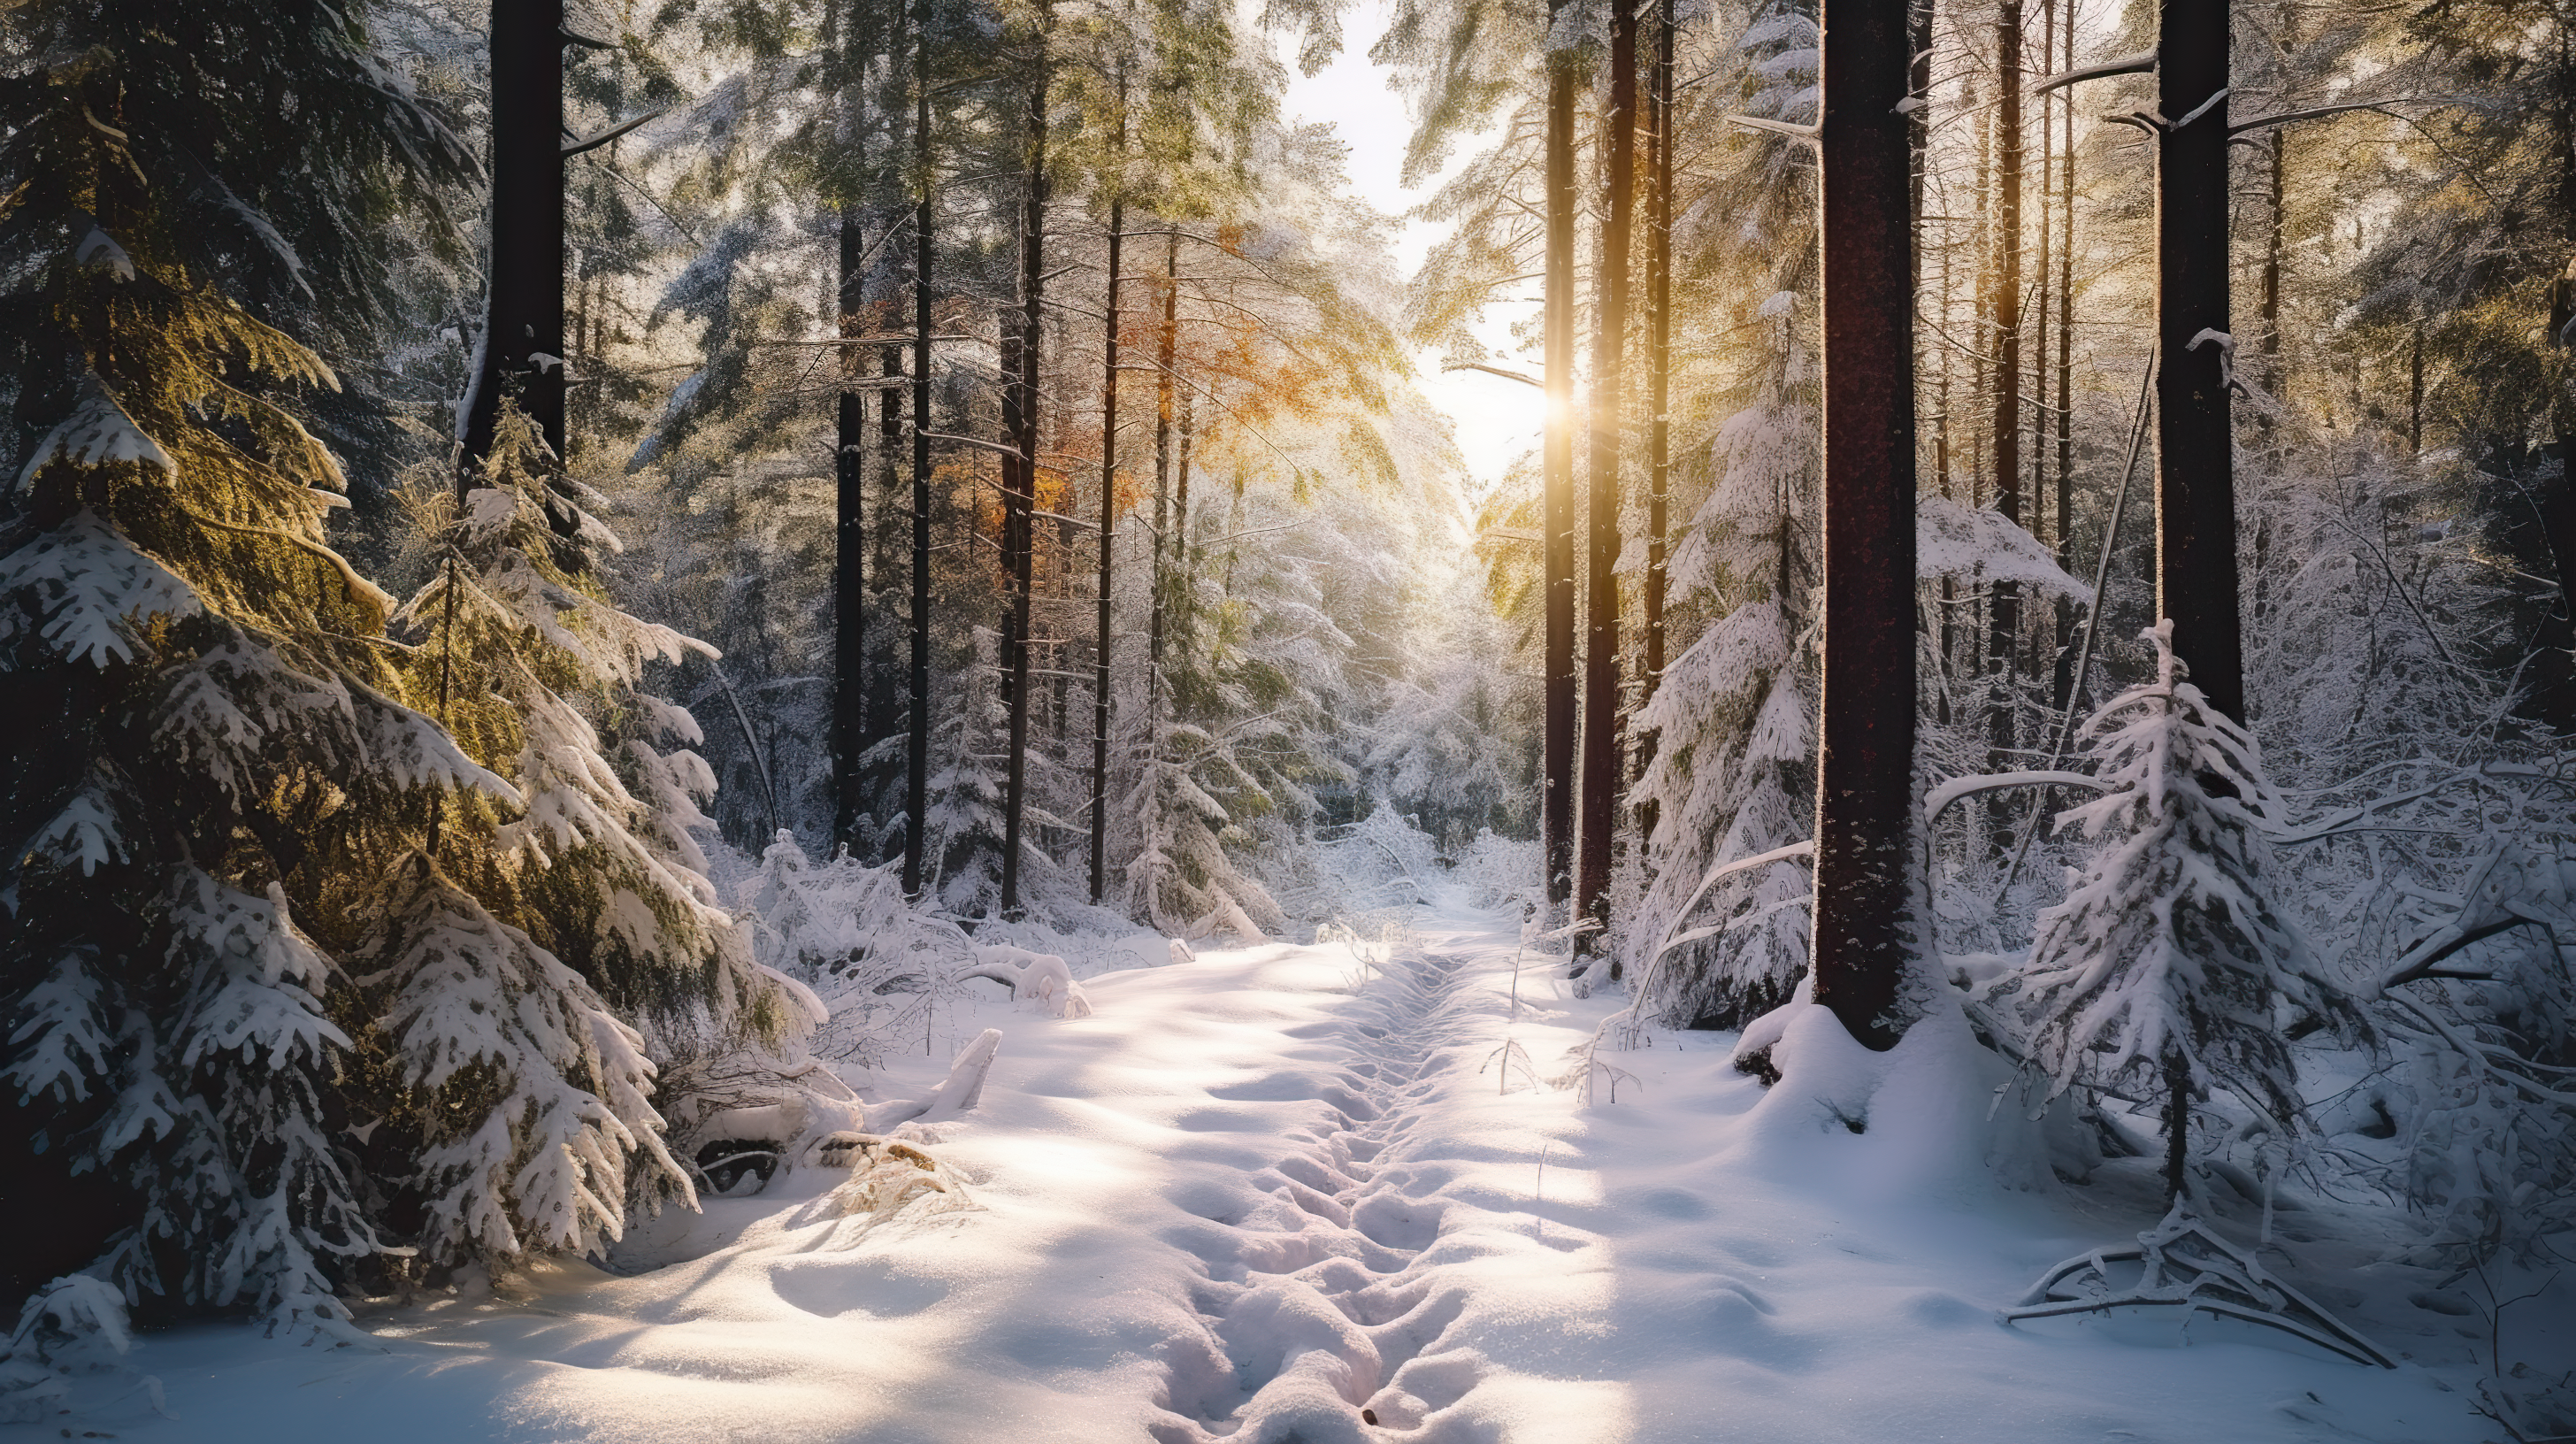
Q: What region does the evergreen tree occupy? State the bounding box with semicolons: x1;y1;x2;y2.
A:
0;0;481;1323
383;404;799;1270
1986;622;2358;1200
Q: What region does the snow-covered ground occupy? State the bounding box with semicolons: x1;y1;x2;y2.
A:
14;892;2547;1442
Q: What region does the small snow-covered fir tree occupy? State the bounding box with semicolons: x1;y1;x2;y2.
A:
380;405;795;1271
1627;601;1815;1025
920;625;1016;917
1986;622;2359;1200
1622;303;1817;1027
363;855;686;1262
1122;723;1291;940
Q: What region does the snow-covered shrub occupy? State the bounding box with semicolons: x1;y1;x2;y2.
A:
958;945;1095;1019
1124;732;1292;940
0;1276;142;1424
919;625;1024;919
1627;602;1814;1027
365;407;804;1272
2355;840;2576;1263
829;1129;977;1225
729;829;977;1068
1261;806;1441;927
1981;623;2364;1197
1453;829;1543;910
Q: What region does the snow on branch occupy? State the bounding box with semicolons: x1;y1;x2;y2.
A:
1922;770;2107;826
1917;495;2093;603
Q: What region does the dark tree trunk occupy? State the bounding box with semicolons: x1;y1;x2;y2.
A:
2034;0;2054;679
2543;261;2576;648
1544;8;1580;910
1811;0;1920;1051
904;0;933;896
1988;0;2024;778
459;0;565;495
2156;0;2244;723
2162;1046;2192;1204
1149;232;1179;722
2542;16;2576;734
1576;0;1638;945
1176;388;1195;611
2409;323;2424;455
1935;211;1953;503
1637;0;1675;799
2053;2;2077;712
1092;180;1125;904
833;204;870;853
1000;20;1050;917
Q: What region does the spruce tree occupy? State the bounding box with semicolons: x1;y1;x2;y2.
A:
385;405;793;1272
1987;623;2358;1200
0;0;483;1324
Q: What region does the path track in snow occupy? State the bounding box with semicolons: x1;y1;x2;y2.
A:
1153;922;1525;1443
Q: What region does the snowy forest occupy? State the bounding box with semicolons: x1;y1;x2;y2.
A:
3;0;2575;1435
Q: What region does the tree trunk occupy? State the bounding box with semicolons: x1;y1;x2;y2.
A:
1988;0;2024;780
2409;322;2424;455
1000;16;1051;917
904;0;934;896
2034;0;2055;684
2156;0;2244;723
1176;386;1195;633
1637;0;1675;804
459;0;565;495
834;204;870;854
1969;79;1989;514
2053;2;2077;712
1909;0;1933;299
1544;7;1580;910
1150;232;1179;723
1811;0;1920;1051
1092;177;1125;904
1576;0;1638;945
2162;1046;2192;1205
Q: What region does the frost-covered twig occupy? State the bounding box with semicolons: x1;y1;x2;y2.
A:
1596;841;1814;1045
1483;1035;1541;1095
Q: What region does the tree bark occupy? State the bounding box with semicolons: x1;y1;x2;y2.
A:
1576;0;1638;945
834;202;870;853
2162;1046;2192;1204
2034;0;2056;684
1637;0;1675;793
1092;177;1124;905
1000;15;1051;917
2156;0;2244;723
459;0;566;494
1811;0;1920;1051
2053;0;2077;712
1908;0;1933;303
1988;0;2024;779
905;0;934;896
1149;232;1179;725
1543;8;1580;910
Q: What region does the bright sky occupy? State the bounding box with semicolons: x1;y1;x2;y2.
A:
1274;2;1538;500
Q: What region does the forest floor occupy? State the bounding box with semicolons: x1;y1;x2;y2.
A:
11;891;2543;1442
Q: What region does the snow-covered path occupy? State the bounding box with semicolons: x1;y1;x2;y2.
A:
19;893;2522;1442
